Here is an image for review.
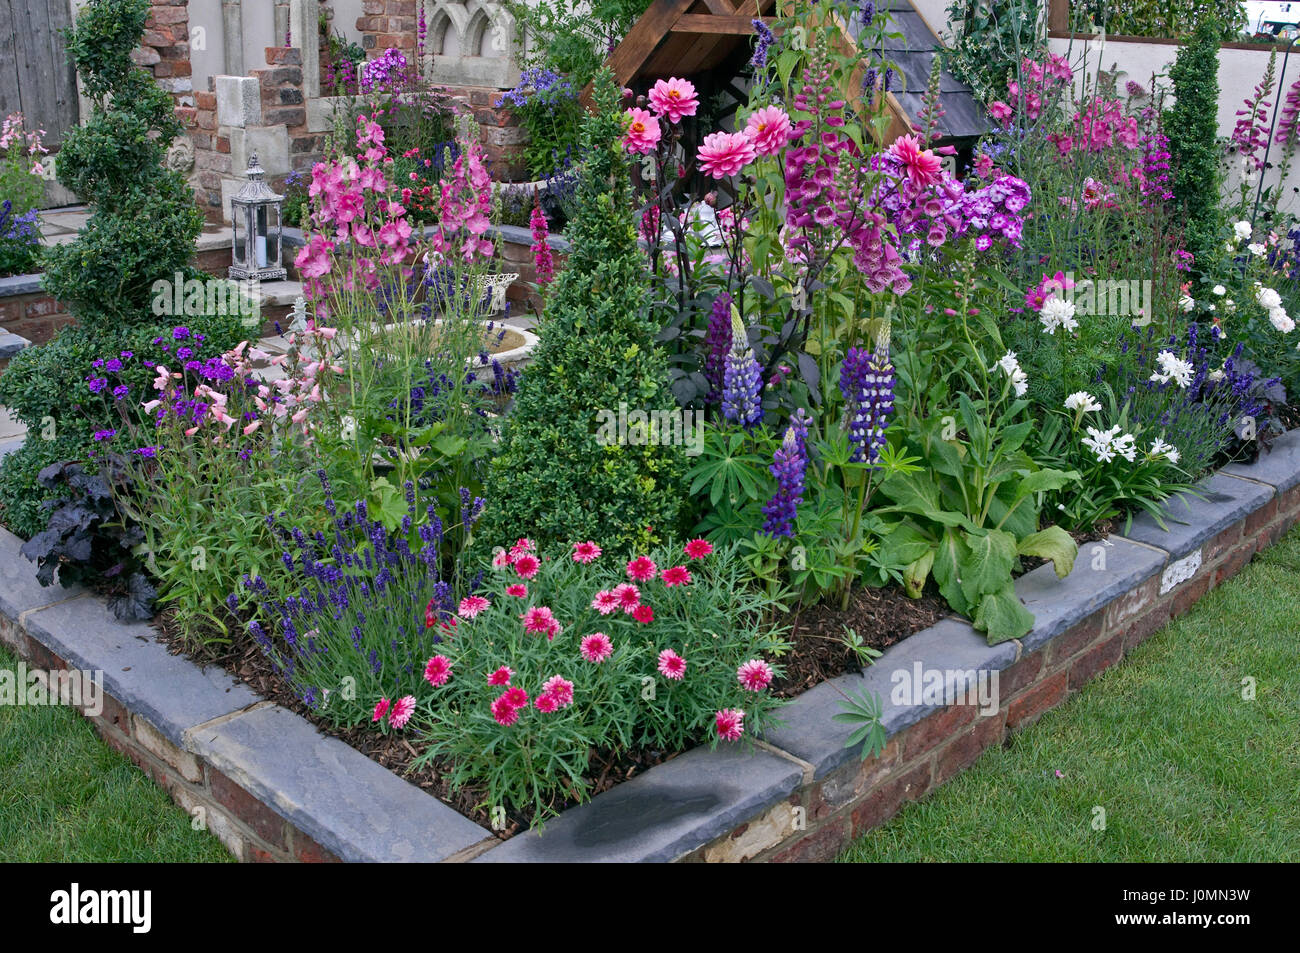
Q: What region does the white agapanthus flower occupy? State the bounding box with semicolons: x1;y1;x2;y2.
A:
1256;285;1282;310
1270;307;1296;333
1208;367;1226;382
1149;350;1194;389
1082;424;1133;464
1149;437;1180;464
1065;391;1103;413
1213;284;1226;296
1112;431;1137;462
1179;294;1195;312
1248;243;1266;256
993;350;1029;396
1234;220;1253;241
1039;295;1079;335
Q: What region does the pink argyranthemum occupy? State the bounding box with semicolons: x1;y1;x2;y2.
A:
697;131;757;179
491;548;513;569
737;659;774;692
388;695;417;729
488;665;514;686
623;107;661;155
542;675;574;708
581;633;613;663
502;686;530;709
535;692;560;714
715;707;745;742
657;648;686;680
505;583;528;598
521;605;560;637
627;556;658;581
889;134;943;188
684;538;714;559
509;537;535;559
591;590;621;615
648;77;699;123
372;697;391;722
744;106;794;156
661;565;692;587
458;595;490;619
424;654;453;686
514;554;541;579
632;604;655;625
572;541;603;564
491;694;520;726
614;583;641;612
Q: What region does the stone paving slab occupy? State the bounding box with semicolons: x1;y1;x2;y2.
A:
0;527;83;620
474;741;802;862
1223;429;1300;492
188;704;492;862
1121;471;1275;559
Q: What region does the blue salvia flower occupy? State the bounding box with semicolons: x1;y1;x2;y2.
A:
721;310;764;428
858;0;875;28
762;408;813;538
839;347;896;465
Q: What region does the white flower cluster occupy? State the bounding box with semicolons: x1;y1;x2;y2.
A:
1149;349;1194;388
1233;220;1253;242
1149;437;1181;465
993;351;1028;396
1082;424;1137;463
1039;295;1079;335
1064;391;1102;413
1254;283;1295;333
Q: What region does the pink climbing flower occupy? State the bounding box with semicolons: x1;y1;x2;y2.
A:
488;666;514;686
660;565;692;587
697;131;757;178
626;556;658;581
581;633;613;663
715;708;745;742
423;655;453;687
388;695;417;728
657;648;686;680
648;77;699;123
458;595;490;619
744;106;794;156
591;590;621;615
623;107;662;155
737;659;774;692
572;541;602;564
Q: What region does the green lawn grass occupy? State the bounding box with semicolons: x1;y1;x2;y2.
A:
0;643;232;862
838;527;1300;862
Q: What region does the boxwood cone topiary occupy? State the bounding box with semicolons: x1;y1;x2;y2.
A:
472;72;687;554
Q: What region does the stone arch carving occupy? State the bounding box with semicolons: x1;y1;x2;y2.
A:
426;0;521;86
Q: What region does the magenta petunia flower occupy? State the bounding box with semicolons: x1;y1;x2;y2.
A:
737;659;774;692
648;77;699;123
661;565;692;587
623;107;661;155
573;541;603;564
633;604;655;625
613;583;641;611
626;556;658;581
488;665;514;686
657;648;686;680
458;595;490;618
581;633;613;663
424;654;453;687
744;105;794;156
388;695;417;728
514;553;541;579
715;708;745;742
684;538;714;560
697;131;757;179
542;675;575;708
372;697;391;722
591;590;621;615
505;583;528;598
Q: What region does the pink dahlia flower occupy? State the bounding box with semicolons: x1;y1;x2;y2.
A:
737;659;774;692
613;583;641;612
661;565;692;587
697;131;757;179
521;605;560;637
648;77;699;123
573;541;603;564
458;595;490;619
513;554;541;579
623;107;661;155
535;693;560;714
890;134;943;188
744;106;794;156
581;633;614;663
657;648;686;680
715;708;745;742
491;694;520;726
423;654;453;687
502;686;530;709
626;556;658;581
388;695;417;729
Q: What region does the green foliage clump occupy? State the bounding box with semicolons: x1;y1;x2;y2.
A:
1166;14;1225;276
473;75;686;553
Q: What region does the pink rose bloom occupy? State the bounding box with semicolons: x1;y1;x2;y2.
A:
623;108;661;155
744;106;794;156
697;131;757;179
648;77;699;123
889;134;943;188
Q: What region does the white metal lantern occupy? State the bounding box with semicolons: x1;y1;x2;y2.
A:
229;153;287;281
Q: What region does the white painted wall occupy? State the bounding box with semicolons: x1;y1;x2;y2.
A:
189;0;226;94
329;0;366;45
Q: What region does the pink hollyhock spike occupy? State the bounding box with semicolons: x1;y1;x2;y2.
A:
648;77;699;123
715;708;745;741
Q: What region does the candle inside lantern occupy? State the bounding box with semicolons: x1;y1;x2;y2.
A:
256;234;268;268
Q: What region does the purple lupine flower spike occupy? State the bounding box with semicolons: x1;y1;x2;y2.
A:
704;292;733;404
762;408;812;538
721;309;764;428
839;347;895;465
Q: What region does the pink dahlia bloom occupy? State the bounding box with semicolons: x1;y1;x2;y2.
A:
890;134;943;188
626;556;658;581
488;665;514;686
697;131;757;179
633;604;655;625
648;77;699;123
581;633;614;663
458;595;490;619
542;675;575;708
657;648;686;680
591;590;621;615
661;565;692;587
513;554;541;579
744;106;794;157
424;655;453;687
623;107;661;155
613;583;641;612
715;708;745;742
684;538;714;560
505;583;528;598
572;541;602;564
372;697;391;722
388;695;417;729
737;659;774;692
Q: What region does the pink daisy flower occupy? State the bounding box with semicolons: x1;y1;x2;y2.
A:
502;686;530;709
535;692;560;714
458;595;490;619
657;648;686;680
661;565;692;587
591;590;620;615
622;107;661;155
613;583;641;611
514;554;541;579
423;654;453;687
509;537;535;560
491;548;514;569
581;632;613;663
737;659;774;692
491;694;520;727
521;605;560;636
572;540;603;564
632;604;655;625
697;131;757;179
487;665;514;686
372;697;391;722
505;583;528;598
684;538;714;559
744;105;794;156
626;556;658;581
388;695;417;729
715;707;745;742
542;675;574;708
889;134;943;188
648;77;699;123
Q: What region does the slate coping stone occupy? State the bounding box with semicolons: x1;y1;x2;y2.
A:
1223;428;1300;493
0;527;84;619
0;330;30;359
1017;535;1167;654
21;594;259;747
188;704;491;862
0;273;44;297
1120;471;1275;559
474;742;802;862
761;617;1015;779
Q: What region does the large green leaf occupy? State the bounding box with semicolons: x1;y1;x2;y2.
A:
931;527;971;615
903;547;935;599
878;521;935;570
1015;467;1081;500
973;582;1035;644
1017;526;1078;579
878;470;968;526
957;527;1019;606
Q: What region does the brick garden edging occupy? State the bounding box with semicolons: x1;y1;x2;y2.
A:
1;431;1298;862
